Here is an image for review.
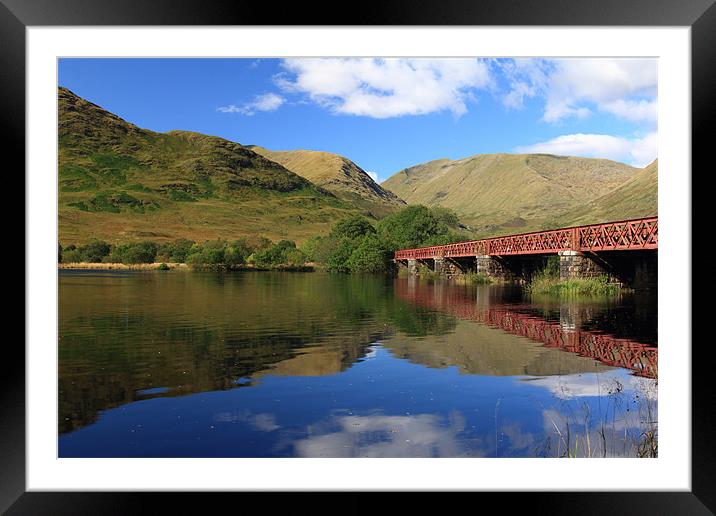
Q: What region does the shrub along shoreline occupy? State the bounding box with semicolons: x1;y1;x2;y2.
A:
58;234;311;270
58;205;471;274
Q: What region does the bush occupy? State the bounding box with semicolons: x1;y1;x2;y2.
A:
224;239;253;265
330;216;376;240
326;238;360;273
77;240;111;262
377;205;452;250
186;240;225;266
109;241;159;264
157;238;195;263
346;234;392;273
62;249;83;263
318;205;467;274
253;240;305;268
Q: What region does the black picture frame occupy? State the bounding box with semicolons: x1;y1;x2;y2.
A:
4;0;711;513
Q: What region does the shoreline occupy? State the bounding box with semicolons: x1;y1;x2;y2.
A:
58;262;316;272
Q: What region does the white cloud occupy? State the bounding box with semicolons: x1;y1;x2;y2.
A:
217;92;285;115
366;171;379;183
600;99;658;123
502;58;657;125
499;58;553;110
277;58;492;119
515;131;657;167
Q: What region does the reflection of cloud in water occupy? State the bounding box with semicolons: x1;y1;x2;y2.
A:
363;345;379;360
291;411;484;457
525;371;657;400
214;410;280;432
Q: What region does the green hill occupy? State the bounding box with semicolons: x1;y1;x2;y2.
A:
248;146;405;216
560;159;658;226
381;153;649;237
58;87;365;245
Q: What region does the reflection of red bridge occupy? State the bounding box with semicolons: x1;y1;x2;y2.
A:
395;217;658;260
395;282;658;379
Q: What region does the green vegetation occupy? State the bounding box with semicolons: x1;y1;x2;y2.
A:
527;256;620;298
59;235;306;270
108;242;160;264
529;276;621;297
68;191;159;213
462;272;492;285
300;205;467;275
252;240;306;268
526;255;620;296
101;204;464;274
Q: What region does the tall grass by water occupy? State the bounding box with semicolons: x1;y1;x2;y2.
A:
535;376;658;458
529;274;621;297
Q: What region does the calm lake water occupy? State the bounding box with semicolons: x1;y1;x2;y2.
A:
58;270;657;458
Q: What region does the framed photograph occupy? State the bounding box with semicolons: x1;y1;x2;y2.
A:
6;0;712;512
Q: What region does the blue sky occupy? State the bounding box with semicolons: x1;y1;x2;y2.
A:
59;58;657;182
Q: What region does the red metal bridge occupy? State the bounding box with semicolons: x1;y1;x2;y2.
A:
395;216;658;260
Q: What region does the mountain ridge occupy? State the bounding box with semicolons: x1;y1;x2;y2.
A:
381;152;654;236
58;87;364;245
248;146;405;216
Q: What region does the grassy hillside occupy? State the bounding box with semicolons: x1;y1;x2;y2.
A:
58;87;367;245
248;146;405;216
382;153;646;237
560;159;658;226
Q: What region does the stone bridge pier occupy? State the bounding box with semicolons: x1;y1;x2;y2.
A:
559;250;657;289
397;250;657;290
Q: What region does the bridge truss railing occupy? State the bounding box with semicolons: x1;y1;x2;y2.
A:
394;216;658;260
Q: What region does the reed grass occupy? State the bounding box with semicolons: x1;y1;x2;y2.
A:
528;273;621;297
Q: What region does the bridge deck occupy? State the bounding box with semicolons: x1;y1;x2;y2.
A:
395;216;657;260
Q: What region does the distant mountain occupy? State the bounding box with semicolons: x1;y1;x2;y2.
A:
248;146;405;216
58;87;366;245
381;153;649;236
560;159;658;226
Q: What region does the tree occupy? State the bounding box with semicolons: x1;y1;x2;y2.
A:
377;205;449;250
330;216;376;240
77;240;111;262
326;238;360;273
224;239;253;265
253;240;305;268
347;234;392;273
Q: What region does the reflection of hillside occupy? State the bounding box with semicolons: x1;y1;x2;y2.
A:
254;330;388;378
384;319;607;376
59;271;394;433
393;279;657;378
